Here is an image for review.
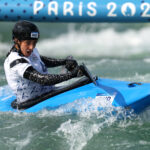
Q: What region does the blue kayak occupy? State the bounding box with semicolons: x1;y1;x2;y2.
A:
0;64;150;113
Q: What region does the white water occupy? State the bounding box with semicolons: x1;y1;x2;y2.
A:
33;27;150;57
1;26;150;58
1;23;150;150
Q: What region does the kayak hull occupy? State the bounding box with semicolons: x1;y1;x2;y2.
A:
0;78;150;113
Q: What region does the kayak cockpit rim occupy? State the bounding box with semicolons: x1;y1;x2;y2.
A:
11;76;97;110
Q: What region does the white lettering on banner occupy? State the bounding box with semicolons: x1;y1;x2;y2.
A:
33;1;44;15
107;2;117;17
64;2;74;16
48;1;58;16
121;3;136;16
87;2;97;17
33;1;150;18
79;2;83;16
141;3;150;17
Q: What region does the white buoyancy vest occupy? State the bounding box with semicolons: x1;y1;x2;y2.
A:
4;48;52;103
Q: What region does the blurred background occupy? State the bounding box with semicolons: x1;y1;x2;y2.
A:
1;22;150;150
1;22;150;85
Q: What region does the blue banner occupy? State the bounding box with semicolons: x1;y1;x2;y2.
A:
0;0;150;22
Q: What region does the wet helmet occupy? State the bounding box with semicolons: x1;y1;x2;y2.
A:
12;20;40;41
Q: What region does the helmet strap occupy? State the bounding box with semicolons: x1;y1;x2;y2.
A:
13;39;22;55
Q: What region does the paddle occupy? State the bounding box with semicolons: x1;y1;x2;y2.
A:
80;63;97;86
62;57;97;86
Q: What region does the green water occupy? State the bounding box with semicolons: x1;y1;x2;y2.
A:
1;22;150;150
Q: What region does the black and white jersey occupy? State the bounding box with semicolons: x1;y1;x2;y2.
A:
4;48;52;103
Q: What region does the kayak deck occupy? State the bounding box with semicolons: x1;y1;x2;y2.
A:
0;77;150;113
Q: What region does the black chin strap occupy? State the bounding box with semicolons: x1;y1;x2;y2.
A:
14;40;22;54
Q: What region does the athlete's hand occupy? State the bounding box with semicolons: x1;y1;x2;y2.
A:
71;66;84;77
65;56;78;72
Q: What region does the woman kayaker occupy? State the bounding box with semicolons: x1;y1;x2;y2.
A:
4;20;82;104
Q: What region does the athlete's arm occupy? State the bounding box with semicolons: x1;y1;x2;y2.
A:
40;55;66;67
40;55;78;70
23;66;79;86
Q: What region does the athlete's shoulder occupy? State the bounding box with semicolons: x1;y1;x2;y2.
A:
7;51;22;62
4;52;20;67
6;52;29;69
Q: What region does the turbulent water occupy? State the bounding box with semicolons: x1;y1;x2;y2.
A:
1;22;150;150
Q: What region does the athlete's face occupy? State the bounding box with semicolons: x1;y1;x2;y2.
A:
19;40;37;57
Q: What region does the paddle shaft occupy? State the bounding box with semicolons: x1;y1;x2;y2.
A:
81;63;97;86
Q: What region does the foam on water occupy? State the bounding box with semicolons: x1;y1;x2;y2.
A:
0;23;150;150
37;27;150;58
30;95;138;150
50;97;138;150
1;26;150;58
0;94;146;150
